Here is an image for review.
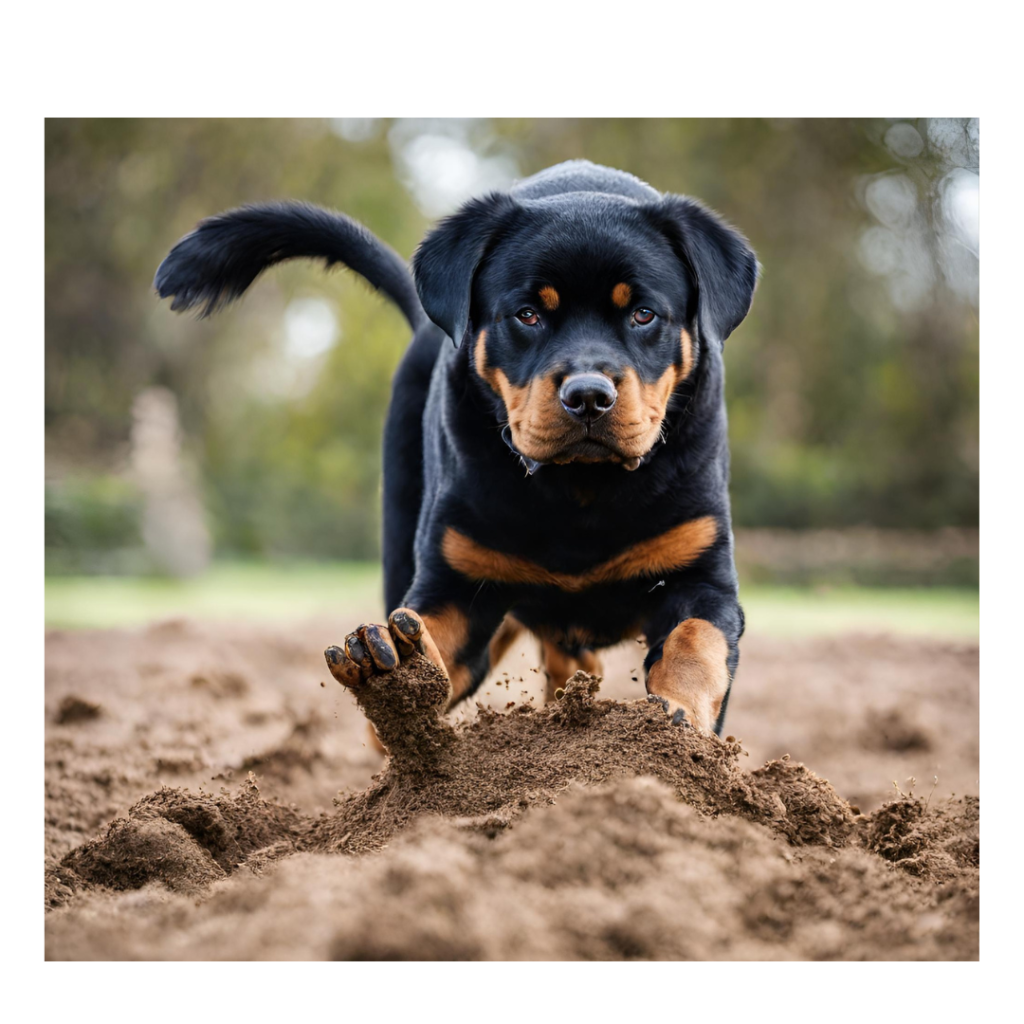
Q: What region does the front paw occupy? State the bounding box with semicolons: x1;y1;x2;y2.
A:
324;608;448;689
646;693;695;729
325;622;399;687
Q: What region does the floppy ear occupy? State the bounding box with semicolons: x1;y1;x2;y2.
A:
649;196;759;346
412;192;519;346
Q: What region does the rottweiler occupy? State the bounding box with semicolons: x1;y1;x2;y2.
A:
156;159;758;735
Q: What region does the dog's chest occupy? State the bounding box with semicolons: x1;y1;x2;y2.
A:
508;580;665;651
440;513;718;591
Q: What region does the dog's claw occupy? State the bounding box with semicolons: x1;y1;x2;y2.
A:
646;693;693;729
344;632;374;676
361;624;399;671
390;609;423;642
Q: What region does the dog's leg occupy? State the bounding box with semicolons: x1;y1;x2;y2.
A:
487;614;525;671
325;603;507;713
541;642;602;703
642;588;743;735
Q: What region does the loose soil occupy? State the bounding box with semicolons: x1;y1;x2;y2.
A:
44;619;979;960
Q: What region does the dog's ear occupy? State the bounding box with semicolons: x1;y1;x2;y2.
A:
412;192;519;346
648;195;759;346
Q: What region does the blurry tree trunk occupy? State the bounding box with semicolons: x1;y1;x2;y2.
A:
130;387;211;577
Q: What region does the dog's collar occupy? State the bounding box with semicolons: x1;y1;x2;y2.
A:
500;425;664;475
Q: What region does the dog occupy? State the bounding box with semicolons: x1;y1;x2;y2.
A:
156;159;758;735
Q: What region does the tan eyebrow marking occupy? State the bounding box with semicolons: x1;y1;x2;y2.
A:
612;283;632;308
538;286;560;311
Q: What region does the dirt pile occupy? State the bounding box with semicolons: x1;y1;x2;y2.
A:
313;659;858;852
46;655;978;959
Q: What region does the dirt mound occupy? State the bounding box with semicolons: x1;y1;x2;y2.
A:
52;775;306;902
309;660;856;854
54;695;102;724
861;792;979;879
325;778;977;961
46;655;978;959
46;775;978;961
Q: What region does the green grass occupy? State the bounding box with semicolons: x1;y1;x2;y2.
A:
45;563;978;638
45;561;383;630
739;584;978;638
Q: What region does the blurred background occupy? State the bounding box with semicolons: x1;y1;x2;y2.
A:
44;118;978;635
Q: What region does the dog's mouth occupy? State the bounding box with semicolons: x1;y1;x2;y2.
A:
501;424;656;475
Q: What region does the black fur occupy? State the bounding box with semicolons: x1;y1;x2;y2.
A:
155;201;424;329
155;161;758;735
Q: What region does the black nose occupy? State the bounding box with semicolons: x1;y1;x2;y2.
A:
559;373;618;421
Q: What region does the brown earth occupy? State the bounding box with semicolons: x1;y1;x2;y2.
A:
44;618;979;960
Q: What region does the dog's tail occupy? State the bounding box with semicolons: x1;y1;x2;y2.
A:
154;202;426;330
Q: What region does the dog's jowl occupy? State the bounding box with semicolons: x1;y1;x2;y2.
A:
156;160;758;736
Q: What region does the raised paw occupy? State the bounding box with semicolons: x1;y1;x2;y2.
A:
323;608;456;764
324;608;448;688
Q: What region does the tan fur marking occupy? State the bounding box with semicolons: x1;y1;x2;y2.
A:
646;619;730;732
442;516;717;592
542;642;602;702
476;329;577;457
612;283;632;308
475;326;692;467
419;606;471;701
538;286;560;311
680;327;694;380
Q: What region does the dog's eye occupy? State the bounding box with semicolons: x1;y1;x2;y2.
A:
516;308;540;326
632;308;656;326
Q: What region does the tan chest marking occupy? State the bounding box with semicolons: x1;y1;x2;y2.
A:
442;516;717;592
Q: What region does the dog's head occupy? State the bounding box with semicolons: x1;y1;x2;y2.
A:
413;178;757;472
